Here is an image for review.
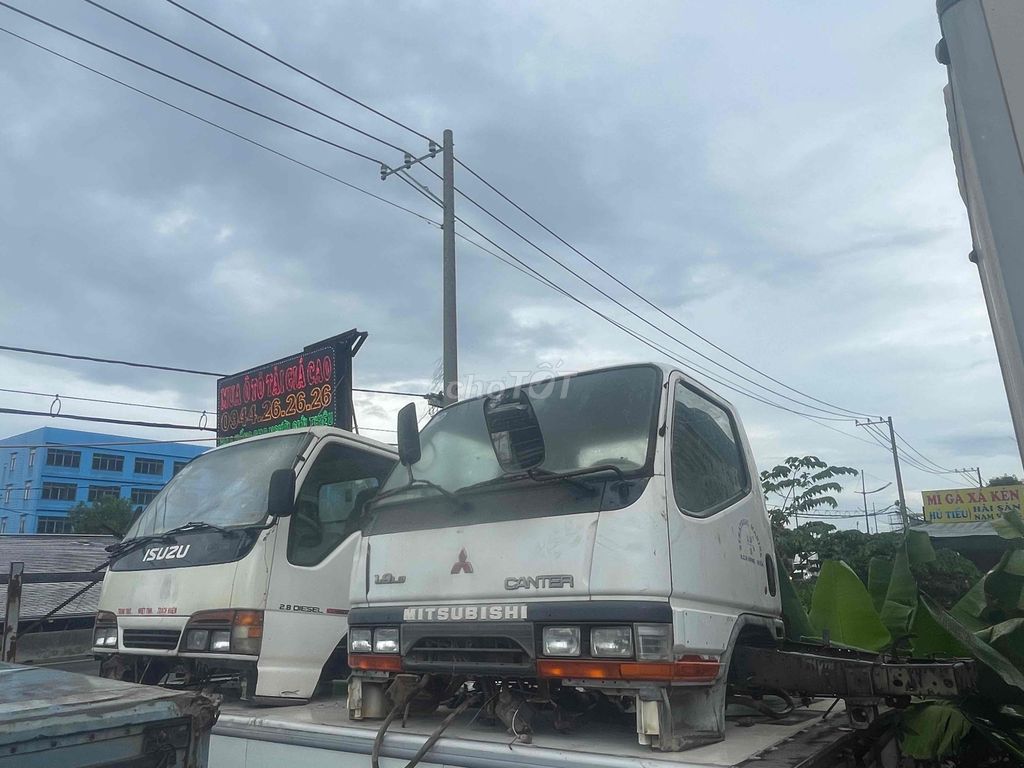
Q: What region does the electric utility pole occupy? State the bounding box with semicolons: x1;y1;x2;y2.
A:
861;471;869;533
954;466;983;488
441;129;457;405
380;129;458;405
857;417;909;530
855;472;891;535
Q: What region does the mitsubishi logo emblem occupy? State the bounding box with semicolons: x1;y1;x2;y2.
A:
450;548;474;574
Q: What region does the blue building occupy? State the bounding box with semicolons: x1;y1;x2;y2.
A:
0;428;207;534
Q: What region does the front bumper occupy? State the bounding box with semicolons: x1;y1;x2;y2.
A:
349;600;679;679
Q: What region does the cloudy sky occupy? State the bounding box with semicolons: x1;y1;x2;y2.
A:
0;0;1019;527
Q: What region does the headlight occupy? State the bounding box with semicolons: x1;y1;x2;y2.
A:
373;627;400;654
542;626;580;656
93;627;118;648
93;611;118;648
184;629;210;651
182;609;264;655
592;626;633;657
350;628;372;653
635;624;672;661
210;630;231;652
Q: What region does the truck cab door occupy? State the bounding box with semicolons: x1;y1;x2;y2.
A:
663;372;780;659
258;437;396;700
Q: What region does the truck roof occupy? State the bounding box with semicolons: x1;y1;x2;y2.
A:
210;426;397;456
213;697;853;768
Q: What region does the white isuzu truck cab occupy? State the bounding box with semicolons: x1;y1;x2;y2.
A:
346;363;784;751
93;426;396;703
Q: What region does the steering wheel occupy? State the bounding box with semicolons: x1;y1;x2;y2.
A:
290;509;323;546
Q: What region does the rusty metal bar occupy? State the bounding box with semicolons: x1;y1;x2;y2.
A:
731;644;976;699
3;562;24;663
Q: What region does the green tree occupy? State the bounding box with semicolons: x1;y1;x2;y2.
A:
69;496;133;536
987;474;1021;487
760;456;858;528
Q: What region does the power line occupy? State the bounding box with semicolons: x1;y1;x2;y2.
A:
40;0;877;423
440;180;863;420
0;386;207;415
0;438;215;449
893;429;960;474
0;407;215;432
0;26;440;227
0;343;430;398
452;157;877;420
163;0;437;145
0;2;384;165
1;10;874;425
82;0;417;159
0;16;947;457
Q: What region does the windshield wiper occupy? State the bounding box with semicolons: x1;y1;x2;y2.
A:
369;479;466;511
456;464;625;496
106;520;232;561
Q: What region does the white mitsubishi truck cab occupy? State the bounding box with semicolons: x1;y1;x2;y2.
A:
346;363;784;750
93;426;396;703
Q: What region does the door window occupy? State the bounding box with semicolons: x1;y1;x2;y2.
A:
670;381;749;517
287;443;394;566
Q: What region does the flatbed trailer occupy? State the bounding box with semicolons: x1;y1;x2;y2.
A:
210;697;883;768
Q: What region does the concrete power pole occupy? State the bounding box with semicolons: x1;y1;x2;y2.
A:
861;470;870;534
857;417;910;531
887;417;909;530
442;129;458;405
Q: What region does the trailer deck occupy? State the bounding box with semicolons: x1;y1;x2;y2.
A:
210;697;864;768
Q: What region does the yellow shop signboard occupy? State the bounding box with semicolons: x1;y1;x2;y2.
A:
921;485;1022;523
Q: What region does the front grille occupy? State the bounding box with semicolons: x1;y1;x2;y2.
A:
122;629;181;650
407;635;530;669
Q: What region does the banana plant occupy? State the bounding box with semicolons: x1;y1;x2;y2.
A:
778;511;1024;761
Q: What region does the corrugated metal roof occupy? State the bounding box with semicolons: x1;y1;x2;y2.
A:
0;534;116;621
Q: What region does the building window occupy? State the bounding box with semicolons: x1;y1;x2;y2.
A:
28;448;35;468
670;381;749;518
37;517;73;534
23;482;31;501
130;488;159;507
2;486;10;504
42;482;77;502
46;448;81;468
0;518;6;534
88;485;121;503
92;453;125;472
172;461;188;477
134;458;164;476
19;515;26;533
8;453;16;471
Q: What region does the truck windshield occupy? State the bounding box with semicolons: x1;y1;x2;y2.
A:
381;365;662;498
123;433;308;539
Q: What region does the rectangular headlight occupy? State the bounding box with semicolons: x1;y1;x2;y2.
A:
592;626;633;657
373;627;400;654
542;626;580;657
210;630;231;652
635;623;672;661
350;628;372;653
184;629;209;651
93;627;117;647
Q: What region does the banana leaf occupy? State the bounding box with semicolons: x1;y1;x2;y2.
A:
880;548;917;641
867;556;893;614
899;701;971;759
809;560;890;651
778;565;815;642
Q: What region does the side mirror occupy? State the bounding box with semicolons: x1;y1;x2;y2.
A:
397;403;422;466
267;468;296;518
484;389;545;472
